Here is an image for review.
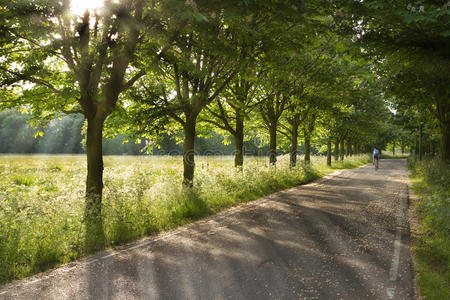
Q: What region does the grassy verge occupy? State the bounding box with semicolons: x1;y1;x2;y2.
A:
408;158;450;299
381;153;410;159
0;154;370;285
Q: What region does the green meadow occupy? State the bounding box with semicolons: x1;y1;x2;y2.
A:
0;154;370;284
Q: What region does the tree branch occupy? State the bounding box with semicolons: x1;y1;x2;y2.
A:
0;66;62;94
122;71;146;92
62;109;84;115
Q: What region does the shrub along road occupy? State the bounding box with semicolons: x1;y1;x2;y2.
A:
0;159;413;299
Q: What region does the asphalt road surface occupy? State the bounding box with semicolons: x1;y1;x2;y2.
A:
0;159;414;299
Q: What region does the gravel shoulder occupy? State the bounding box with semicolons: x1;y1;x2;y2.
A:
0;159;414;300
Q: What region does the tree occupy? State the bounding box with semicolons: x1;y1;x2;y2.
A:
257;71;292;166
201;73;261;167
125;0;262;186
0;0;181;250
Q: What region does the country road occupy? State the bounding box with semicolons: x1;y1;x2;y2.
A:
0;159;414;300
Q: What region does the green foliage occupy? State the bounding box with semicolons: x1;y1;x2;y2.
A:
336;0;450;161
0;153;369;284
409;158;450;299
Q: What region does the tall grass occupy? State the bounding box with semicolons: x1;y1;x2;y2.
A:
409;158;450;299
0;154;370;285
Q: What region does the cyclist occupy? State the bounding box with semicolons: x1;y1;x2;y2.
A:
373;147;380;169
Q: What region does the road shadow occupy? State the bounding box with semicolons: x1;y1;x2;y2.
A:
80;178;411;299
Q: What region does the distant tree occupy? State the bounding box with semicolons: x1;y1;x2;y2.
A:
0;110;37;153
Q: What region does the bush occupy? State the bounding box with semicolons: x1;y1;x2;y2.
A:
409;158;450;299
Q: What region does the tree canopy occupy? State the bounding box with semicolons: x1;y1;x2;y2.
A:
1;0;447;252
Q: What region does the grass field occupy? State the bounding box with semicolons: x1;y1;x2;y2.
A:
0;154;371;285
380;153;410;159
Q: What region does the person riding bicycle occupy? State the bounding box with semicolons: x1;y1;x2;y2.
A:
373;148;380;165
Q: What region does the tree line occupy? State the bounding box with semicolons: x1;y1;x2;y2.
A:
0;109;278;156
0;0;447;250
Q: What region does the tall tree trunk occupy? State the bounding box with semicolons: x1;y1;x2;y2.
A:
234;111;244;167
437;103;450;163
415;137;419;158
85;114;105;252
439;120;450;162
327;136;332;166
419;123;423;161
304;115;316;165
340;138;345;161
392;141;396;156
269;125;277;165
183;115;197;187
334;139;339;161
304;132;311;165
290;122;299;167
346;140;351;157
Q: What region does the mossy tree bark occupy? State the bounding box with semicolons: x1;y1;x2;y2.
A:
269;125;277;165
340;138;345;161
334;139;339;161
234;111;244;167
327;136;332;166
304;132;311;165
419;123;423;161
437;103;450;163
304;114;316;165
183;114;198;187
289;123;299;167
283;111;304;168
346;140;351;157
85;113;106;251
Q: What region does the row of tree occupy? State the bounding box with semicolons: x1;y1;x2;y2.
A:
335;0;449;162
1;0;446;250
0;108;382;157
0;109;272;156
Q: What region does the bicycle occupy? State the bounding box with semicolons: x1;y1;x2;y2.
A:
373;157;379;170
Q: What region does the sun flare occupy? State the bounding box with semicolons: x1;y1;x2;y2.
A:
70;0;105;16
